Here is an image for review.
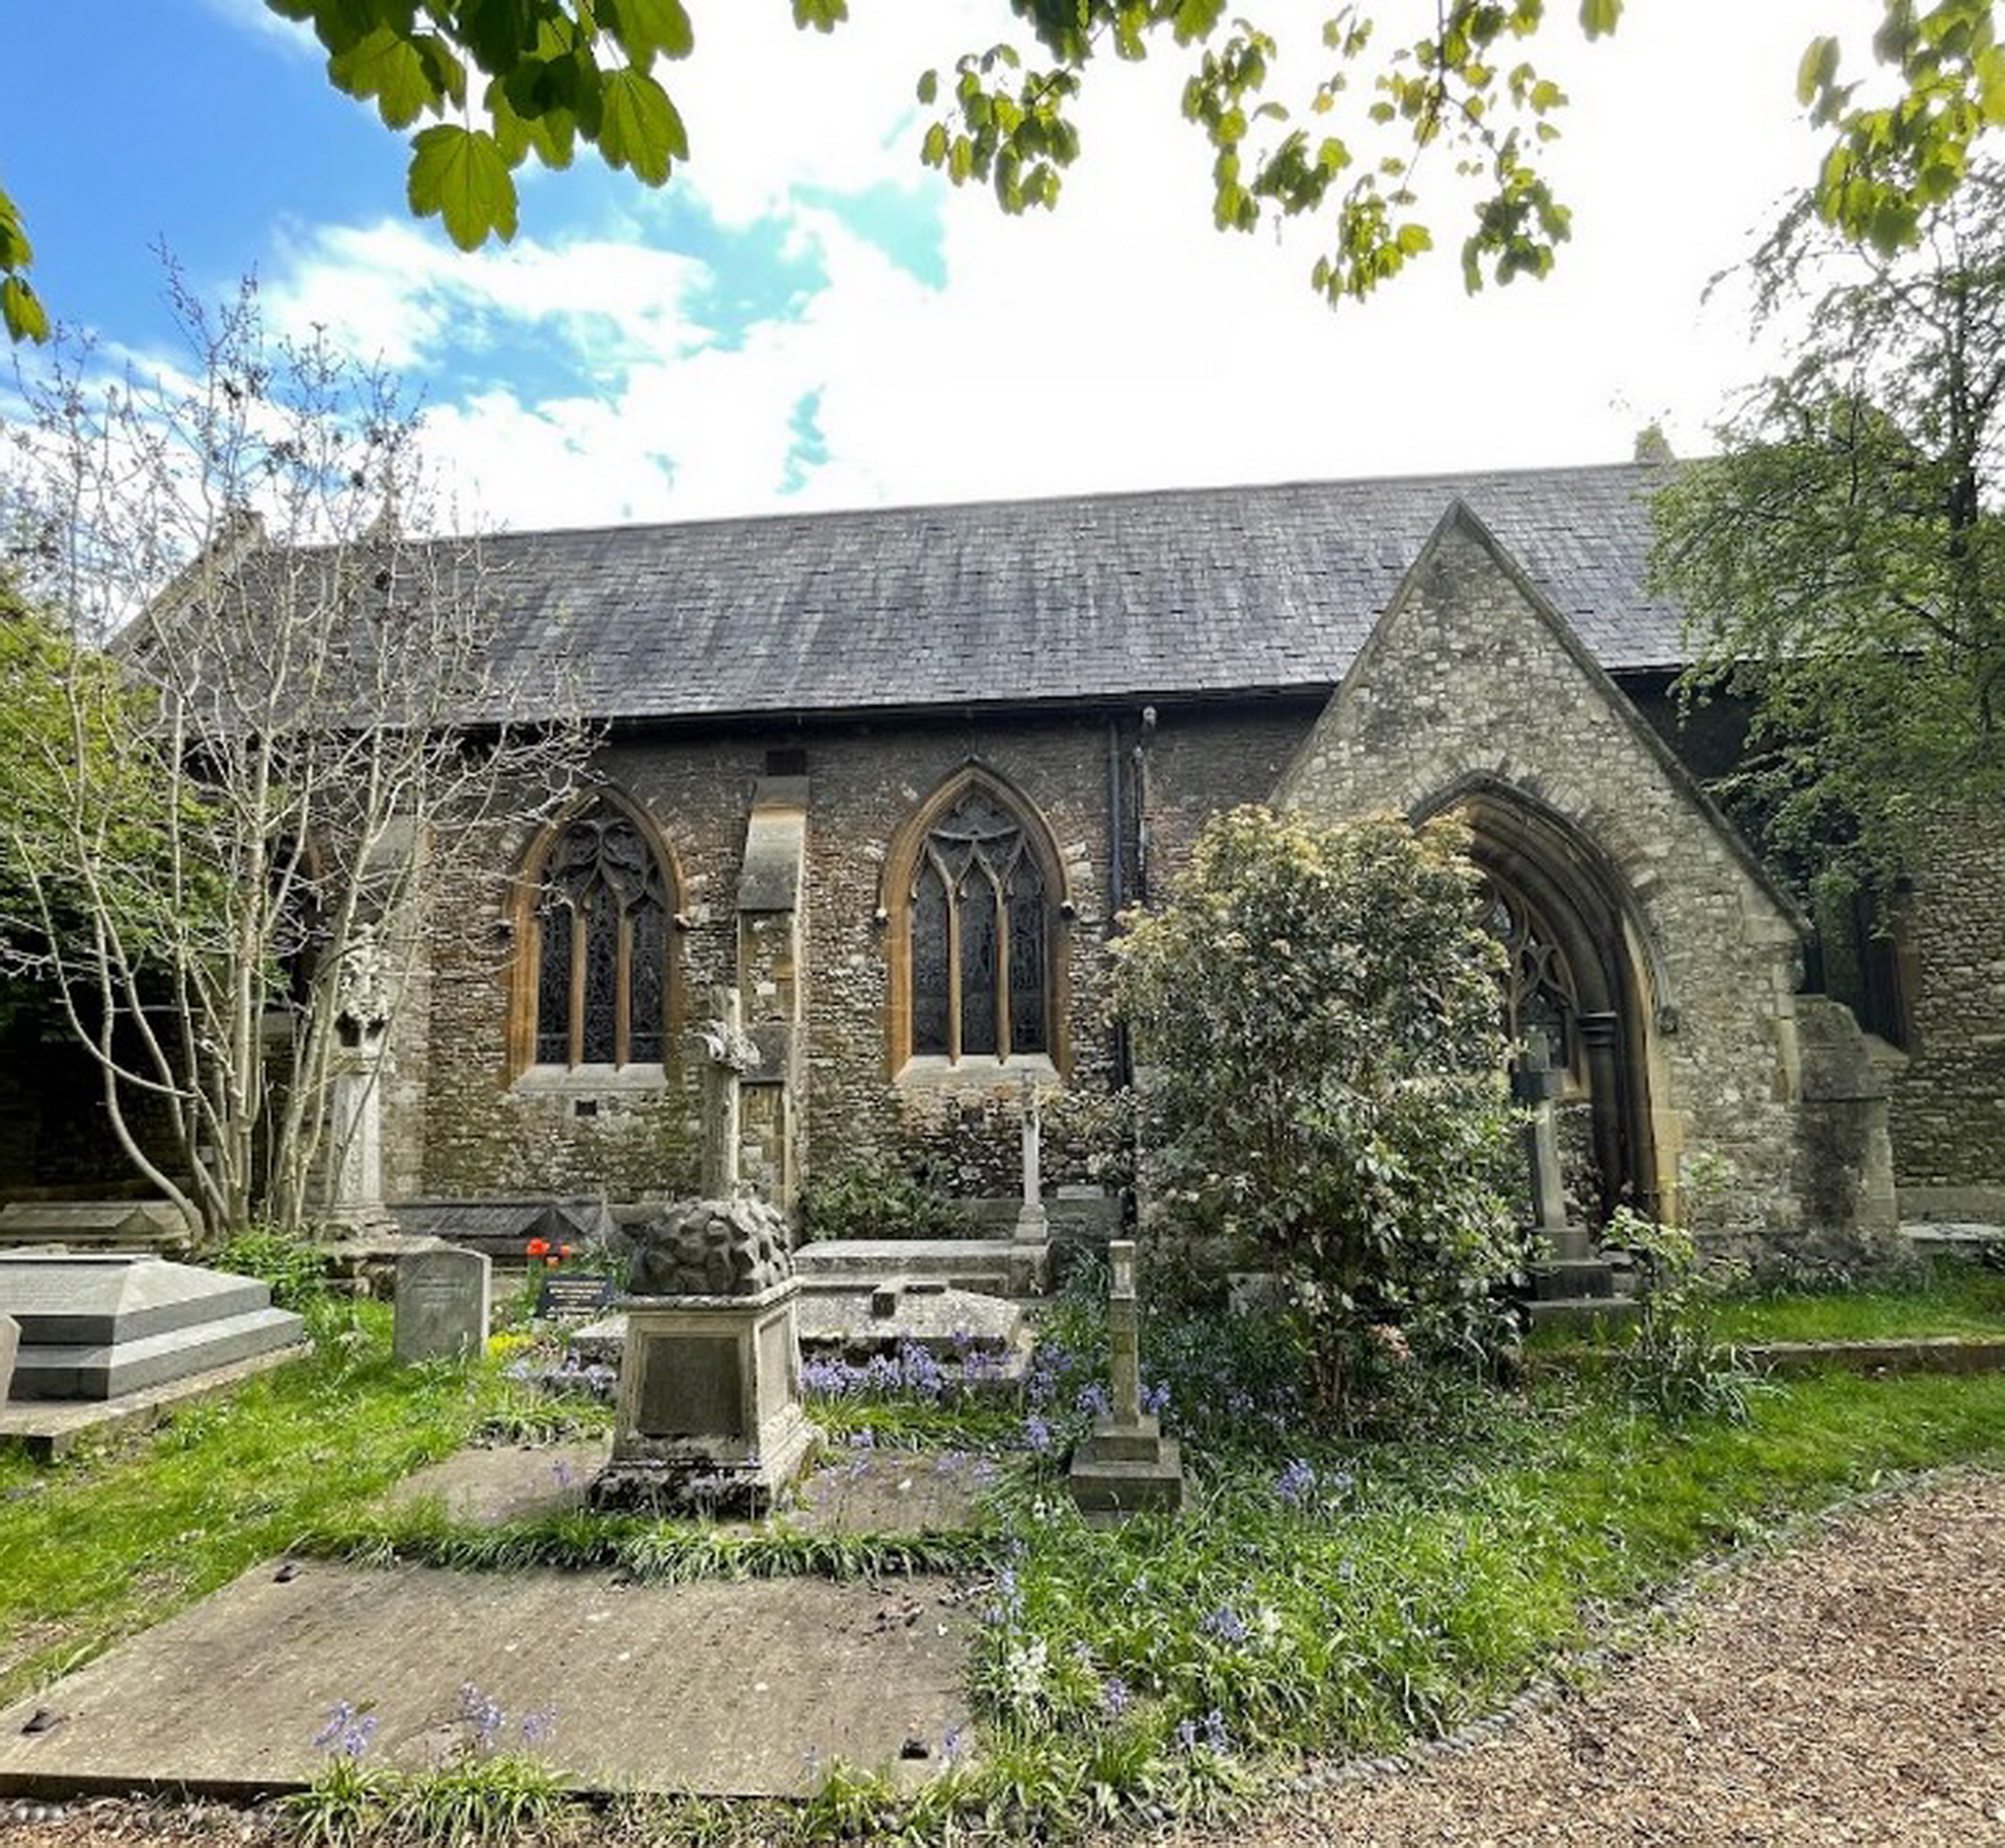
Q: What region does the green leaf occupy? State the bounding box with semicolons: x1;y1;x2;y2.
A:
329;25;445;130
485;77;575;170
916;68;939;105
2;274;48;344
406;124;519;250
600;0;694;64
1796;35;1840;105
1578;0;1621;40
595;66;686;184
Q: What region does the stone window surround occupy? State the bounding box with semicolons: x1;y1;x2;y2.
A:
877;762;1075;1083
505;786;685;1085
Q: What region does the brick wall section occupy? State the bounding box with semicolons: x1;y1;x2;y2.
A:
1887;811;2005;1215
1275;510;1816;1233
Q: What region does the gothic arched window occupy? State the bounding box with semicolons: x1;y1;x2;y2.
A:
529;802;672;1069
1481;873;1581;1076
900;783;1056;1065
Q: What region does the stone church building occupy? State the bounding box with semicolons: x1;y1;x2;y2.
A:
331;459;1999;1254
5;460;1998;1249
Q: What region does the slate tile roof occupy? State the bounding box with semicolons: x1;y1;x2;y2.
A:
376;459;1687;724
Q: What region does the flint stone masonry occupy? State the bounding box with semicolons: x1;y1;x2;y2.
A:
0;1255;304;1401
1276;503;1821;1236
1887;808;2005;1219
391;1245;490;1364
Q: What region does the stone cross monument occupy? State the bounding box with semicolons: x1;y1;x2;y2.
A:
696;985;761;1198
1066;1238;1186;1523
1011;1071;1053;1293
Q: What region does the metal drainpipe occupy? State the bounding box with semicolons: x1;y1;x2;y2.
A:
1133;705;1156;906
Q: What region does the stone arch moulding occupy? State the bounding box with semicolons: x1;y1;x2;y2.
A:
505;783;685;1081
880;759;1075;1081
1414;772;1668;1223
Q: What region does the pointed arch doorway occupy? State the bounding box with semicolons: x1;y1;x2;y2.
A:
1435;783;1663;1225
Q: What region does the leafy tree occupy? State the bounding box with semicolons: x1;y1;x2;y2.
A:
5;0;2005;343
1;275;590;1243
1114;806;1522;1414
1651;158;2005;897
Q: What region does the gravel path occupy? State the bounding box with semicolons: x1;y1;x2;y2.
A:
1224;1471;2005;1848
7;1472;2004;1847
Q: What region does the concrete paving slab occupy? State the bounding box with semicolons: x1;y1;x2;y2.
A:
0;1343;310;1461
0;1562;975;1800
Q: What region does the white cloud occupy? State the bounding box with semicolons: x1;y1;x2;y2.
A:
239;0;1848;530
197;0;318;58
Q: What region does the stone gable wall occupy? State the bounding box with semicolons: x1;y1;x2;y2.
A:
1275;516;1817;1234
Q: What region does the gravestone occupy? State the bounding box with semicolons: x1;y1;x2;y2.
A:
392;1245;490;1363
591;992;811;1515
1066;1240;1186;1523
0;1254;304;1400
0;1312;18;1401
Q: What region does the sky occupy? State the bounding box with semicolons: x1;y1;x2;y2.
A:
1;0;1851;533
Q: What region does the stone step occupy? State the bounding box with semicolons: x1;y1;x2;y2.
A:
1528;1257;1620;1301
1525;1296;1642;1332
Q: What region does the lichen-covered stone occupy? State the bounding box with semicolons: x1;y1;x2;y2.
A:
624;1195;792;1298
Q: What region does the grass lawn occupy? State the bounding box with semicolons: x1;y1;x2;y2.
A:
8;1270;2005;1844
1711;1259;2005;1344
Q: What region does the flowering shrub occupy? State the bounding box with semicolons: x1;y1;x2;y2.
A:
1115;806;1525;1414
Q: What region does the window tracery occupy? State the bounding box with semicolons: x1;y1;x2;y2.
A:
905;786;1051;1063
1481;873;1580;1076
530;803;670;1069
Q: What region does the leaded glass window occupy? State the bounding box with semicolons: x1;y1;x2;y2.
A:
908;789;1050;1062
1481;875;1579;1074
533;805;671;1067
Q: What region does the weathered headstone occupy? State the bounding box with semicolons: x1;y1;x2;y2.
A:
0;1312;18;1402
392;1245;490;1363
1066;1240;1186;1523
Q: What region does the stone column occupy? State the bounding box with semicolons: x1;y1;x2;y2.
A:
1066;1237;1186;1524
697;987;760;1198
1108;1239;1141;1425
329;1044;385;1220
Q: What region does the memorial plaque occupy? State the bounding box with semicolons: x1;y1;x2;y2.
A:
392;1245;490;1364
536;1271;617;1321
636;1332;744;1440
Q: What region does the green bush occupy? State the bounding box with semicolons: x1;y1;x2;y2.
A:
798;1150;959;1243
1115;806;1524;1418
213;1226;332;1311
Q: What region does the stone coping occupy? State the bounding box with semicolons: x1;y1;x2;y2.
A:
1742;1335;2005;1376
615;1277;799;1314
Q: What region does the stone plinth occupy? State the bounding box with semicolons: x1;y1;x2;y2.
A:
592;1279;813;1515
0;1254;304;1401
391;1245;490;1363
1068;1415;1187;1524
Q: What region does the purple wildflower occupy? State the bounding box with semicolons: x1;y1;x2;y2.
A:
1100;1676;1130;1717
1200;1606;1250;1646
455;1682;504;1751
520;1707;557;1749
1203;1709;1228;1751
1023;1414;1053;1453
1075;1382;1111;1420
1275;1458;1317;1507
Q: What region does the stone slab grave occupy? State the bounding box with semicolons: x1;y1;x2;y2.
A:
0;1201;193;1255
571;1279;1033;1398
0;1563;974;1800
0;1254;305;1401
389;1196;616;1262
391;1245;490;1364
0;1345;307;1462
387;1437;990;1536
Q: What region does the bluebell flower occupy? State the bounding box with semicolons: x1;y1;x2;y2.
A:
1024;1414;1053;1453
520;1707;556;1749
1175;1716;1199;1752
1275;1458;1317;1507
1100;1676;1130;1717
1200;1605;1250;1645
1075;1382;1110;1420
1203;1709;1228;1751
